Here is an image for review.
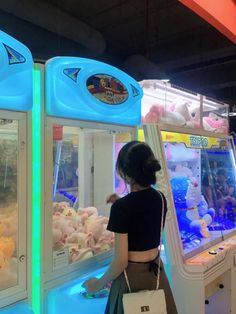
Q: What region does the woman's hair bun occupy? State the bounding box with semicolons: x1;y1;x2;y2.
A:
143;158;161;174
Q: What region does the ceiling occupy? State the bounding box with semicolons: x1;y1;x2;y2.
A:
0;0;236;121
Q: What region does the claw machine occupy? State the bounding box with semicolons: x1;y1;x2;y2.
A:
141;79;236;314
33;57;142;314
0;31;33;313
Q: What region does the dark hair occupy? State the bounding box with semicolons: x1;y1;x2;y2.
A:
116;141;161;187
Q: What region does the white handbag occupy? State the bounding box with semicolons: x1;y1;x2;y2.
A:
122;192;167;314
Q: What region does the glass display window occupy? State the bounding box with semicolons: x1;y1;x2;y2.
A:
51;123;132;269
0;114;27;302
140;80;201;129
140;80;230;135
0;119;18;291
161;130;236;259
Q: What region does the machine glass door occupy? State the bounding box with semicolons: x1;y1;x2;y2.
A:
0;113;27;304
51;124;132;269
162;131;236;259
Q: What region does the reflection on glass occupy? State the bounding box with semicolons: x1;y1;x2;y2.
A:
114;133;131;197
0;119;18;290
162;131;236;258
52;125;131;268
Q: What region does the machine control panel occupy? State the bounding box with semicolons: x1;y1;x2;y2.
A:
185;236;236;270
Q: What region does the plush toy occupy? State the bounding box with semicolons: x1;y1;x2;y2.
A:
69;246;93;263
0;211;18;242
197;195;215;221
143;100;196;127
85;216;109;242
168;101;191;122
53;202;70;214
165;143;198;162
0;236;15;269
186;178;202;209
67;232;93;249
142;103;164;123
203;112;228;133
182;179;214;238
52;227;66;250
142;102;186;126
79;207;98;219
169;163;193;178
186;104;201;129
62;207;77;218
52;202;113;261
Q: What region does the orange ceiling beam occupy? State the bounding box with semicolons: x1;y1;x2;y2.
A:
179;0;236;44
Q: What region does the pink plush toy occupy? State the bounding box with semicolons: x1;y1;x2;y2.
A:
69;246;93;263
67;232;93;249
143;103;164;123
143;101;192;127
52;228;65;250
85;216;109;242
203;113;228;133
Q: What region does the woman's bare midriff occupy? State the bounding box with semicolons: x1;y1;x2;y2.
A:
128;247;159;262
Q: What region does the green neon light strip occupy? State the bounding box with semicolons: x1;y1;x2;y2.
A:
32;67;41;314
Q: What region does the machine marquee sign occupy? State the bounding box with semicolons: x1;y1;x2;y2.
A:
161;131;220;149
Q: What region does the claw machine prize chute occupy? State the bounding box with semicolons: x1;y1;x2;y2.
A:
36;57;142;313
141;79;236;314
0;30;33;313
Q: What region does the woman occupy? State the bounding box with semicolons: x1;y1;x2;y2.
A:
82;141;177;314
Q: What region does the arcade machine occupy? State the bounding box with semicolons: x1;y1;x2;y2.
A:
0;31;33;313
141;79;236;314
33;57;142;314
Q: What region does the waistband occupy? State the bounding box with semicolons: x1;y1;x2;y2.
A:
128;254;159;264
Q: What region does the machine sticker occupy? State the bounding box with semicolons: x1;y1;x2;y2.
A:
3;43;26;64
86;74;128;105
63;68;81;82
161;131;220;149
53;248;69;270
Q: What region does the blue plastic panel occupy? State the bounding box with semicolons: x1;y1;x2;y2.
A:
0;302;33;314
0;30;33;111
46;266;108;314
46;57;142;125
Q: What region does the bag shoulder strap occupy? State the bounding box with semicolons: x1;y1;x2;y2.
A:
124;190;165;292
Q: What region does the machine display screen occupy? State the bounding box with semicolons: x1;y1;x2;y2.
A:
162;131;236;258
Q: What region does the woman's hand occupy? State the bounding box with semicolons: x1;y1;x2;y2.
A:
82;277;103;293
106;193;120;204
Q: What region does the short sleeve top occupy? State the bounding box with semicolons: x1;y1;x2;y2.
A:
107;188;167;251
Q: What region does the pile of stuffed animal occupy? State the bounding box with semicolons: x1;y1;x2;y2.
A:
0;209;17;269
53;202;114;263
142;100;228;133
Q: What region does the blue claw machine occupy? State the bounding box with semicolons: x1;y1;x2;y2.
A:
141;79;236;314
0;31;33;313
33;57;142;314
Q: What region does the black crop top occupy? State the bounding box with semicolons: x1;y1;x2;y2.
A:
107;188;167;251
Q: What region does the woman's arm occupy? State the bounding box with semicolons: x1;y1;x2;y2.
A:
82;232;128;293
